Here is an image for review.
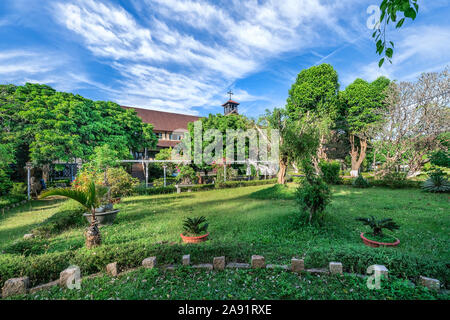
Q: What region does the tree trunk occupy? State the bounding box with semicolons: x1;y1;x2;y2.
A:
85;209;101;248
42;164;50;183
277;156;287;184
349;135;367;177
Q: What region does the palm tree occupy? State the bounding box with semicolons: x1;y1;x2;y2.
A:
40;181;108;248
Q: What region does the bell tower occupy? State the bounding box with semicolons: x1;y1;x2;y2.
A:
222;90;239;115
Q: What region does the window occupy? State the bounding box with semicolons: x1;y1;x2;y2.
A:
156;132;163;139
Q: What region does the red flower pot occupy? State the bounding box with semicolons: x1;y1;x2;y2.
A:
360;232;400;248
180;233;209;243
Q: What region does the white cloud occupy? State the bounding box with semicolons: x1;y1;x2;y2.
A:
51;0;358;113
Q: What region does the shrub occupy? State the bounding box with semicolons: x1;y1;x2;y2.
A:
0;168;13;196
31;200;86;237
152;177;177;187
353;175;370;188
356;216;400;242
422;169;450;193
319;160;341;184
10;182;27;197
176;165;196;184
295;176;331;224
106;167;139;197
182;216;208;236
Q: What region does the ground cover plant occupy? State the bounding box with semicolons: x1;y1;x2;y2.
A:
0;184;449;296
6;268;449;300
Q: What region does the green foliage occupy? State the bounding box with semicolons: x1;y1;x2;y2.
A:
353;175;370;188
295;175;331;224
152;177;177;187
378;170;408;188
40;181;107;213
0;168;13;196
286;63;339;120
90;144;121;171
176;165;196;184
106;167;139;197
373;0;419;66
10;182;27;197
340;77;390;135
356;216;400;237
422;169;450;193
430;150;450;168
154;148;176;175
31;200;86;237
182;216;209;236
13;268;449;300
0;83;157;169
133;184;177;195
186;113;251;169
319;160;341;184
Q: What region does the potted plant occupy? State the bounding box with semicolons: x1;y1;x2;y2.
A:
180;216;209;243
40;181;113;248
356;216;400;248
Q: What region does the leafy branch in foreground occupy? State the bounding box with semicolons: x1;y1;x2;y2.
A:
373;0;419;67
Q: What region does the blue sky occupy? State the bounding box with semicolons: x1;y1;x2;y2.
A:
0;0;449;118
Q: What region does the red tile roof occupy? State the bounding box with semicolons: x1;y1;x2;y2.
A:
122;106;200;132
221;99;240;106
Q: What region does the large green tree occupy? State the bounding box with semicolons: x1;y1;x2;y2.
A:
340;76;390;176
286;63;339;120
0;83;158;182
259;108;322;184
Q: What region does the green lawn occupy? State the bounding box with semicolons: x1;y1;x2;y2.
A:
0;184;449;299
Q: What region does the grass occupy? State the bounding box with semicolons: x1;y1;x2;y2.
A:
0;183;449;299
8;268;449;300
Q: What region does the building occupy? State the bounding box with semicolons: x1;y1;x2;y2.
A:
122;106;200;159
123;95;239;159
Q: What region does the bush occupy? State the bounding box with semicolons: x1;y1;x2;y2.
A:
106;167;139;197
176;165;196;184
152;177;177;187
319;160;341;184
353;175;370;188
0;195;26;209
422;169;450;193
31;200;86;237
10;182;27;197
295;176;331;225
0;168;13;196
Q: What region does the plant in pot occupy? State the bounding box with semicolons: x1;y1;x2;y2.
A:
40;181;108;248
180;216;209;243
356;216;400;247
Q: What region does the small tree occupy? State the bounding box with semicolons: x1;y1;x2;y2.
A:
295;161;331;224
40;181;107;248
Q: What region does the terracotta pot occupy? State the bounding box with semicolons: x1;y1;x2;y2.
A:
180;232;209;243
360;232;400;248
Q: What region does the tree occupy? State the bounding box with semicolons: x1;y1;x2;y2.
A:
155;147;176;176
259;108;321;184
374;70;450;177
40;181;107;248
0;144;15;195
340;76;390;176
0;83;158;182
373;0;419;66
185;113;251;178
286;64;339;170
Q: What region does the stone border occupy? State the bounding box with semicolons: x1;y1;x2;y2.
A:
1;199;31;215
1;254;444;298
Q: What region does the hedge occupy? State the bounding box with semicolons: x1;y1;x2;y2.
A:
133;178;283;196
0;194;27;210
341;177;422;189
